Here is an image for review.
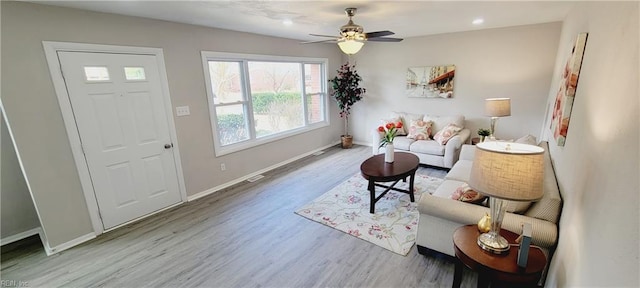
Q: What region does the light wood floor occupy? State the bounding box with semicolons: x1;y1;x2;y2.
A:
1;145;479;287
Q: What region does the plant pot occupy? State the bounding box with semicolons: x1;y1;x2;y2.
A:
341;135;353;149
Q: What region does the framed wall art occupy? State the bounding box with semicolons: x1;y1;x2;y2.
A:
406;65;455;98
550;32;588;146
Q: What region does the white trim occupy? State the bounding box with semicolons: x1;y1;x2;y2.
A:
188;141;339;202
0;227;42;246
0;103;53;254
200;51;330;157
43;232;96;256
42;41;187;236
202;51;328;63
153;49;188;203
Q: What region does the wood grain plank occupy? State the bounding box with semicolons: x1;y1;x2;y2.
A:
1;145;477;287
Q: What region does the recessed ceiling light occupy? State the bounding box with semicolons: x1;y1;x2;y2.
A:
472;18;484;25
282;19;293;26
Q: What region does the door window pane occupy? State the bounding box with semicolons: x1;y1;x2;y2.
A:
124;67;146;80
208;61;244;104
84;66;110;81
216;105;249;146
248;62;303;137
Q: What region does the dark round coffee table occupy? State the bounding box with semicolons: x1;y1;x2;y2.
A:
453;225;547;288
360;152;420;214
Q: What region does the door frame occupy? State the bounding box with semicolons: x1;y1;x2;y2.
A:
43;41;187;235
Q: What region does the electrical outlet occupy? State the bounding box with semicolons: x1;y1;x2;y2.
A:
176;106;190;116
220;163;226;171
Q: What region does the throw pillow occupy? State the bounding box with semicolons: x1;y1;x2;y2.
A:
392;112;423;132
382;116;406;135
423;115;465;137
433;123;463;145
451;184;486;204
515;134;538;145
407;119;433;140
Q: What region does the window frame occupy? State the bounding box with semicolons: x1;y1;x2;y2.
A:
201;51;329;156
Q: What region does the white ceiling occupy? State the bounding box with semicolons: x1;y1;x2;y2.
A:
31;1;576;41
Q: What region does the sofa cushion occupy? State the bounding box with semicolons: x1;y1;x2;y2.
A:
445;159;472;182
391;136;415;151
432;180;466;198
433;123;463;145
423;114;465;135
409;140;445;156
407;119;433;140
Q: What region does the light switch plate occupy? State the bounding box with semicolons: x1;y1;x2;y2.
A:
176;106;190;116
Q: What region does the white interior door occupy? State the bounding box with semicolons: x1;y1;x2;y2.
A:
58;51;181;229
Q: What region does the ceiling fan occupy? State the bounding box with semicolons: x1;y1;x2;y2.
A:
302;7;403;54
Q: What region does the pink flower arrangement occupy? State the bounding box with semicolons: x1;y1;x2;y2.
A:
378;121;403;147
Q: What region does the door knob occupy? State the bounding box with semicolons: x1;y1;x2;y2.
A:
164;143;173;149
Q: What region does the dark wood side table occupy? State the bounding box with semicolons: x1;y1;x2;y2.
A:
360;152;419;214
452;225;546;288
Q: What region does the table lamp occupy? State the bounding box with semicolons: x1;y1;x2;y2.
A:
485;98;511;140
469;141;544;254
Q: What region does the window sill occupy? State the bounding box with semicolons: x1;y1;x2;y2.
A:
214;121;330;157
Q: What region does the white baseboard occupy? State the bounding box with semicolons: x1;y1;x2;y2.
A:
188;141;340;202
0;227;42;246
43;232;95;256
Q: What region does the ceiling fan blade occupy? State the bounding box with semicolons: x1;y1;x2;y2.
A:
367;37;403;42
300;39;337;44
309;33;340;38
365;30;395;38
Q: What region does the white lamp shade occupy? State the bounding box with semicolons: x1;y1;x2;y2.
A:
337;39;364;55
469;142;544;201
485;98;511;117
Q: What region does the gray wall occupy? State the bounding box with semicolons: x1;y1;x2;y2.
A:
542;2;639;286
1;2;342;248
1;111;40;240
347;23;562;144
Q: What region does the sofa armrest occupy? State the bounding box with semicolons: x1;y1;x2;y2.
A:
418;194;558;249
459;144;476;161
443;128;470;168
371;128;383;155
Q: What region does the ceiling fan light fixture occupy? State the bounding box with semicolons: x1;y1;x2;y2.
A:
338;39;364;55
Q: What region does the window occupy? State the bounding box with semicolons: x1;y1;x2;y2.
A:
84;66;110;81
202;52;328;156
124;67;146;80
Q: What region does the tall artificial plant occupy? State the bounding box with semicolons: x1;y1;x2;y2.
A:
329;63;366;137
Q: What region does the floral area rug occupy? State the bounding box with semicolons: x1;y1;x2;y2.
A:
295;173;443;256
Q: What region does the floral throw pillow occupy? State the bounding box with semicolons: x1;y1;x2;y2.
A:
433;123;463;145
451;184;486;204
407;119;433;140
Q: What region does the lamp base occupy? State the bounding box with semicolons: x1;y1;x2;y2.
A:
477;232;510;255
